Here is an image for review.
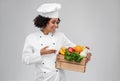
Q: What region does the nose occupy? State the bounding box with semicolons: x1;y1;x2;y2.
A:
55;23;58;28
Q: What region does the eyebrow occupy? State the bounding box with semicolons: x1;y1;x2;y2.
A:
52;19;58;22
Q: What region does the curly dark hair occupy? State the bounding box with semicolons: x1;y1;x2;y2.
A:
33;15;60;28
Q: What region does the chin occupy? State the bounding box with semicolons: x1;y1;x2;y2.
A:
50;30;56;33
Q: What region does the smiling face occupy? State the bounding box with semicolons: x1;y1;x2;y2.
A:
45;18;60;33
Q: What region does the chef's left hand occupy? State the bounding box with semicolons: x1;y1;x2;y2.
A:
86;53;91;63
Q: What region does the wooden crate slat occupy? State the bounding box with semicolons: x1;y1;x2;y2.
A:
56;61;86;73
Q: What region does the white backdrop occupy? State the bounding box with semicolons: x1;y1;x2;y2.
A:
0;0;120;81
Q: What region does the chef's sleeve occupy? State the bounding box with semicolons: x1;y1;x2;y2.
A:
62;33;76;47
22;35;42;65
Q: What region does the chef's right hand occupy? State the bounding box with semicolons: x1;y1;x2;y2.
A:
40;46;57;55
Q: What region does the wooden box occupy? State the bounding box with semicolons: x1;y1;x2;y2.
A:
55;53;91;73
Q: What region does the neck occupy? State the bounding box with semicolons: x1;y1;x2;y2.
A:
41;28;49;35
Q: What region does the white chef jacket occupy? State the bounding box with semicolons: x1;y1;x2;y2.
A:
22;30;76;81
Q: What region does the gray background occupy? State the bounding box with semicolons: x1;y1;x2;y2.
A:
0;0;120;81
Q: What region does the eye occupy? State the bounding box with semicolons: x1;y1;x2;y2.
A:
51;19;60;25
52;21;59;24
57;21;60;24
52;21;56;24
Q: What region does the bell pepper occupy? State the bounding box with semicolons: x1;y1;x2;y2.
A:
59;47;66;55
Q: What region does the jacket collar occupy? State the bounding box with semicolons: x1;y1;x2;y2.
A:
39;29;55;36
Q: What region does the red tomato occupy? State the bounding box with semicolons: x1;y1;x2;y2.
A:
68;47;75;53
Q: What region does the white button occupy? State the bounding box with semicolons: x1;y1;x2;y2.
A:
44;72;46;73
53;43;55;45
56;70;58;72
41;44;43;46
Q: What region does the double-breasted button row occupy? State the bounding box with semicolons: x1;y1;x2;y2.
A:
40;34;54;38
40;43;55;46
43;70;58;74
40;35;55;44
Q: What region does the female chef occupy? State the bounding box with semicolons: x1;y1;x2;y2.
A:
22;3;76;81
